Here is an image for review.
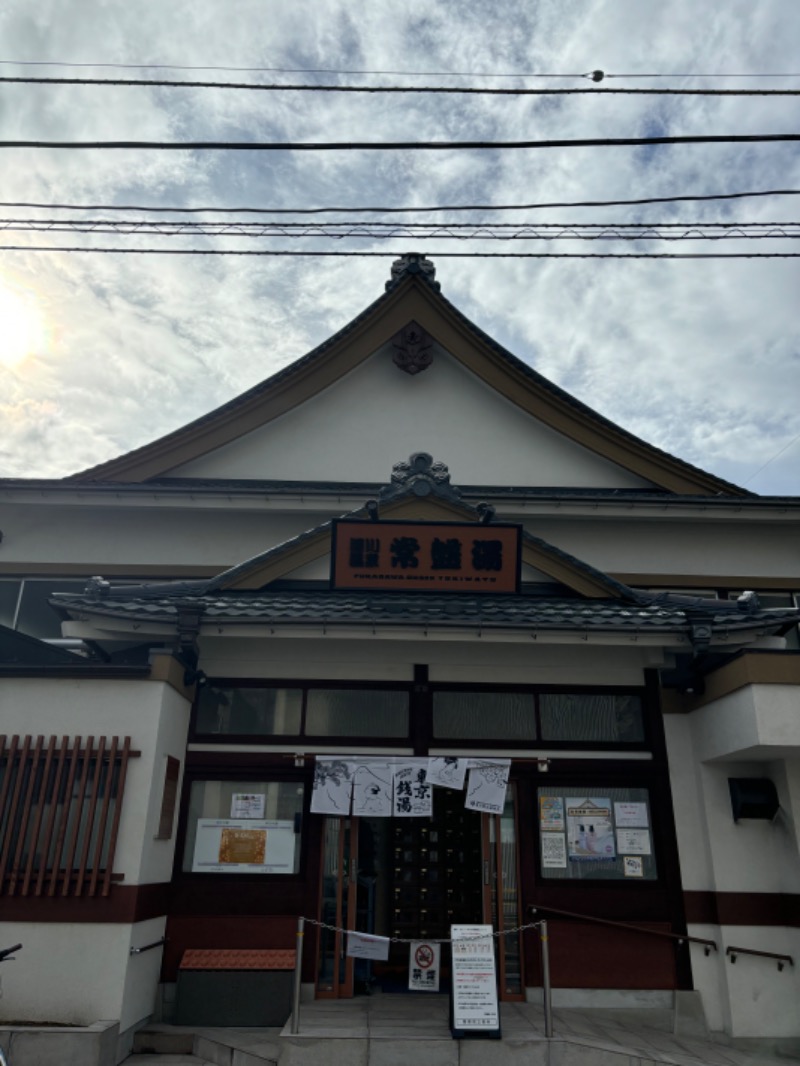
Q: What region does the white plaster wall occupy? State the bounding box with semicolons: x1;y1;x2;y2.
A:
719;925;800;1038
197;634;651;687
518;517;800;584
0;918;164;1029
690;686;800;763
167;346;652;489
3;497;798;586
0;676;191;884
663;715;715;890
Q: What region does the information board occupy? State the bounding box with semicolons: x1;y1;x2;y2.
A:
449;924;501;1039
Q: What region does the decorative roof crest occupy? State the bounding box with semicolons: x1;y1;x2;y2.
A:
380;452;462;503
392;320;434;375
385;252;440;291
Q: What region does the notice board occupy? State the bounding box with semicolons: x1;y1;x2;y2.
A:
449;924;501;1039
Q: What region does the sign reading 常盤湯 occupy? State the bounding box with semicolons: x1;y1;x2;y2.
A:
331;520;521;593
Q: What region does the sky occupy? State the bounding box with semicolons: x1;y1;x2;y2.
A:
0;0;798;494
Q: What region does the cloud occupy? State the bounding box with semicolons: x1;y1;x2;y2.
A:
0;0;798;494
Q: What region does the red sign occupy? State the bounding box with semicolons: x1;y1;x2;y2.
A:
331;520;521;593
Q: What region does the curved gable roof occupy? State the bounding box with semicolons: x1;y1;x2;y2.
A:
69;265;748;497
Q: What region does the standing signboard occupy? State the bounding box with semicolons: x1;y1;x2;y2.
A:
449;924;501;1039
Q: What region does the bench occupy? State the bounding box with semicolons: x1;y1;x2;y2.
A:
175;948;297;1026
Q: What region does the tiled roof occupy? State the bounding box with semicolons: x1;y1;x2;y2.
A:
50;588;800;636
180;949;296;971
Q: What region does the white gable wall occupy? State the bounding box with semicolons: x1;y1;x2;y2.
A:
165;343;653;489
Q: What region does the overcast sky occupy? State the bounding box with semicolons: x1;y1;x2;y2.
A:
0;0;798;494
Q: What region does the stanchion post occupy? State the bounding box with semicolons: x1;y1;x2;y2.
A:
540;920;554;1038
290;916;305;1035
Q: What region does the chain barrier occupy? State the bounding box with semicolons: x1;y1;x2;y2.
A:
303;915;543;944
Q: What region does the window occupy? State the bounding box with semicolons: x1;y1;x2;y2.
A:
537;786;657;881
432;691;536;740
181;779;305;875
539;693;644;743
195;686;303;735
0;735;136;898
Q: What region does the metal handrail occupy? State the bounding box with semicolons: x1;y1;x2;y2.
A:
726;945;793;971
129;937;166;956
528;904;717;955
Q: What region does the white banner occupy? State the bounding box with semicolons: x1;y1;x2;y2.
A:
311;758;355;814
465;759;510;814
346;932;390;960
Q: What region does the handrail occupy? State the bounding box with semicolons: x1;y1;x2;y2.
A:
726;945;793;972
130;937;166;956
529;904;717;955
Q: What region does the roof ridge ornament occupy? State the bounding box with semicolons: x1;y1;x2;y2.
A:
385;252;440;292
380;452;463;503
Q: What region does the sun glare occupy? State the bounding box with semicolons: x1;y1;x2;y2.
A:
0;283;46;368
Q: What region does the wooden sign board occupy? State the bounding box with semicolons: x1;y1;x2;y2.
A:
331;520;521;593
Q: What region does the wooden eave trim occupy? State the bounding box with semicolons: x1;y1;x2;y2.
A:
612;574;800;590
675;652;800;711
219;495;617;598
69;278;738;496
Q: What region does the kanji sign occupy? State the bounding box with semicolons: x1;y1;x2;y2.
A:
331;520;521;593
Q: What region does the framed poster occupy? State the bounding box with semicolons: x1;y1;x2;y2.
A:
191;818;295;873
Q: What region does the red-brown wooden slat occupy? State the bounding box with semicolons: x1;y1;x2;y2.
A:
0;736;31;893
21;735;57;895
61;735;94;897
74;736;105;896
49;736;82;897
35;736;69;896
88;736;118;897
101;736;131;897
0;735;16;894
9;736;44;895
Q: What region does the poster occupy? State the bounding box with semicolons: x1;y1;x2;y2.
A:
465;759;510;814
451;925;500;1035
230;792;265;819
409;941;441;992
614;801;649;828
541;832;568;869
393;761;433;816
539;795;565;831
311;758;354;814
352;761;394;817
427;757;467;790
616;828;652;855
346;932;390;960
566;797;616;860
623;856;644;877
191;818;295;873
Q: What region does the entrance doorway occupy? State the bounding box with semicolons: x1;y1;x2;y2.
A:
316;786;523;998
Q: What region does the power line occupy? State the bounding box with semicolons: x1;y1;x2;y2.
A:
3;219;798;240
2;245;798;258
2;190;799;216
3;75;800;97
1;58;797;80
4;134;800;152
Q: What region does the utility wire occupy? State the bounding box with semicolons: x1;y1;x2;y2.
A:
4;134;800;151
742;432;800;488
3;75;800;97
2;245;798;258
1;58;797;79
3;190;799;215
3;220;798;240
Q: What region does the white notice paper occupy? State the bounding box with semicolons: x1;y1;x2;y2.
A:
616;828;652;855
614;801;649;828
393;761;433;817
541;832;568;869
352;761;394;817
409;941;441;992
346;932;390;960
311;758;354;814
427;757;467;790
230;793;265;819
465;760;510;815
